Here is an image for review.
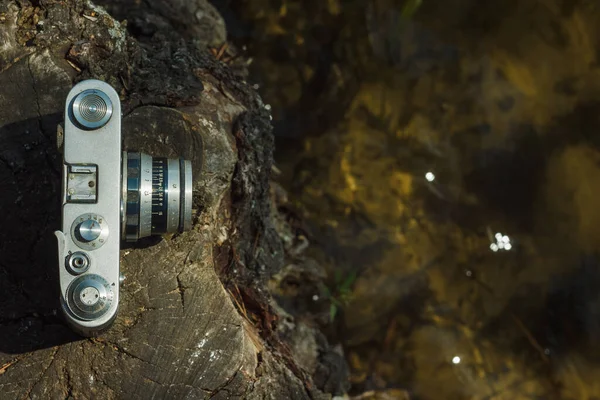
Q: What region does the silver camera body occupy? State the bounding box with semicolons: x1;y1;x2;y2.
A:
55;80;192;336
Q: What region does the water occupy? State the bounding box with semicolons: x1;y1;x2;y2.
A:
220;0;600;398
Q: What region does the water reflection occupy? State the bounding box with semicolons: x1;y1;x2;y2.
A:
221;0;600;398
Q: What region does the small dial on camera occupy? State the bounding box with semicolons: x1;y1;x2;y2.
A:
70;214;109;251
65;274;114;321
71;89;113;130
66;252;91;275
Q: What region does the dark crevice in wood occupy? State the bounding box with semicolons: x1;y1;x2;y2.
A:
175;275;186;311
23;347;58;399
26;54;46;140
63;362;74;400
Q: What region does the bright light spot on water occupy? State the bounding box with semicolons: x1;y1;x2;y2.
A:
312;294;319;301
425;172;435;182
491;231;513;252
452;356;461;364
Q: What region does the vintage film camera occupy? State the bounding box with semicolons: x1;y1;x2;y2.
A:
55;80;193;336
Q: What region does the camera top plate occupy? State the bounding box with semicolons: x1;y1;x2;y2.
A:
56;79;122;335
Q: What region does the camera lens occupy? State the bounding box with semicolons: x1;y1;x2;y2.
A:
71;89;113;130
122;152;192;241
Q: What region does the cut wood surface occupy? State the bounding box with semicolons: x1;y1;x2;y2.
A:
0;1;339;398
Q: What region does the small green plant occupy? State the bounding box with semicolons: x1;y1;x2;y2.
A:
322;270;358;321
401;0;423;18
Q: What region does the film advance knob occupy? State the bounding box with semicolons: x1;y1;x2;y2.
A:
78;219;102;242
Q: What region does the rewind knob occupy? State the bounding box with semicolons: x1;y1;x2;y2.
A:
65;274;115;321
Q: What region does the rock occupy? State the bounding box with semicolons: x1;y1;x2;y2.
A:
98;0;227;48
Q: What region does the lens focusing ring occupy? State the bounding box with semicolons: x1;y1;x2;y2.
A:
166;159;181;233
139;154;153;238
125;153;141;241
72;89;113;130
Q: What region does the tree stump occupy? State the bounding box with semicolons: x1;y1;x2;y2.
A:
0;1;337;398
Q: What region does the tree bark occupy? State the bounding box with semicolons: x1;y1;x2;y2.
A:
0;1;336;398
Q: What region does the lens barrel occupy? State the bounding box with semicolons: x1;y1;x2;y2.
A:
122;152;192;241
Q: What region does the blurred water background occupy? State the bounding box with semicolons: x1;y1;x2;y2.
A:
215;1;600;398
